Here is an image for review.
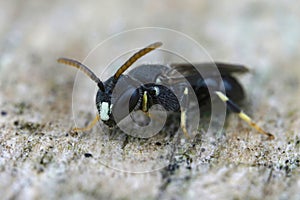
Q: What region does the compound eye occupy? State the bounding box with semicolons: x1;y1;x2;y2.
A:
111;88;140;123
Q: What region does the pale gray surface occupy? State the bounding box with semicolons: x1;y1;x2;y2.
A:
1;1;300;200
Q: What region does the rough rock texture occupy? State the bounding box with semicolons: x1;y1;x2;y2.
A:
1;1;300;200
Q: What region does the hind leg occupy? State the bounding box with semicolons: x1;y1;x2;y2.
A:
215;91;274;140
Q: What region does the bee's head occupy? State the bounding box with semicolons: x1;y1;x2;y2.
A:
57;42;162;128
95;77;116;127
96;75;141;127
57;57;116;126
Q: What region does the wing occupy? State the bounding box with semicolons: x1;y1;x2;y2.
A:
169;62;249;77
164;62;248;105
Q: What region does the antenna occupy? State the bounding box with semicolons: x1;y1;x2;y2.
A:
113;42;162;80
57;58;105;91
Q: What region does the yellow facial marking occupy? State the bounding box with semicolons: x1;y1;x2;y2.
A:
142;91;148;112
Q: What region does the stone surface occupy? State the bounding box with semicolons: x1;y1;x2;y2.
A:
1;1;300;199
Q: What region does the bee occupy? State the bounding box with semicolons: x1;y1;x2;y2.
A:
58;42;274;140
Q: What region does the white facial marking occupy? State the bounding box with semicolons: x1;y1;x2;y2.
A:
154;86;160;96
184;87;188;95
109;104;113;114
100;102;110;121
156;78;161;84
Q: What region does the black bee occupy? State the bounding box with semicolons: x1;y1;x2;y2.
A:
58;42;274;139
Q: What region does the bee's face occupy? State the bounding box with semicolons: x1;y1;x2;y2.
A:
95;75;142;127
96;89;115;127
98;101;113;121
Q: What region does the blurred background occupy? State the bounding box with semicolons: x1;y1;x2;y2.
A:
1;0;300;114
0;1;300;199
